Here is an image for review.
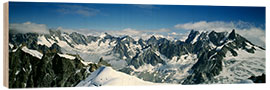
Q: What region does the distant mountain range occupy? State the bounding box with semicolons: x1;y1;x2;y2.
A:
8;29;265;87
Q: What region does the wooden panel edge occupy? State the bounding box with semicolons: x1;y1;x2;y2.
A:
3;2;9;88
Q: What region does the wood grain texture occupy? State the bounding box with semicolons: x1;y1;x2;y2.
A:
3;2;9;88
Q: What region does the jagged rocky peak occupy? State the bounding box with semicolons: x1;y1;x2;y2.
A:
112;41;129;59
185;30;200;43
70;32;84;37
49;29;62;36
87;35;100;43
225;29;264;51
69;32;88;45
129;47;165;69
208;30;228;46
8;26;265;86
138;38;146;46
149;35;157;40
197;31;210;41
228;29;236;40
9;32;39;47
185;29;246;45
182;29;265;84
9;46;91;88
120;35;135;44
98;32;118;43
49;43;62;53
147;35;159;45
102;32;114;39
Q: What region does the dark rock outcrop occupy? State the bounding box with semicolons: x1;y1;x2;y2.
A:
9;47;90;88
248;74;266;83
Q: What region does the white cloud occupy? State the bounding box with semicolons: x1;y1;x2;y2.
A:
174;21;235;31
106;28;171;40
118;28;170;35
171;32;177;35
9;21;49;34
174;21;265;47
157;28;171;32
55;27;78;34
133;5;158;9
76;28;172;41
61;27;189;41
235;28;265;48
56;5;100;16
11;21;263;48
120;28;142;35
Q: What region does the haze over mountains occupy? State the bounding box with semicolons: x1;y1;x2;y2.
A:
8;27;265;87
7;2;266;88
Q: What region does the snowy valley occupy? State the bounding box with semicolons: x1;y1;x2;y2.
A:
8;29;265;87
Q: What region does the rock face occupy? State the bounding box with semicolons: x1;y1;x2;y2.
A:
185;30;200;43
9;46;90;88
129;47;165;69
8;28;265;87
121;29;264;84
69;32;88;45
248;74;265;83
112;41;129;59
9;32;62;54
182;30;265;84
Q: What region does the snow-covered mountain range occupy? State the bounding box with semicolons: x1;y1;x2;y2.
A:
8;29;265;87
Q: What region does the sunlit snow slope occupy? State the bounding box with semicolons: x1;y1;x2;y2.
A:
76;66;157;86
213;46;265;84
9;29;265;85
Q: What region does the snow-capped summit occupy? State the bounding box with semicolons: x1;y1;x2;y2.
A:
8;29;265;87
76;66;156;86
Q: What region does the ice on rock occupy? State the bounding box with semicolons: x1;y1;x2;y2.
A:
21;46;43;59
57;53;76;60
37;35;55;47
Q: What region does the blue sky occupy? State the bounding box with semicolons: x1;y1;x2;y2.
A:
9;2;265;31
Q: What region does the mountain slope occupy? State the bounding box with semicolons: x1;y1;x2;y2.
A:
9;46;91;88
8;29;265;87
182;30;265;84
76;66;156;86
